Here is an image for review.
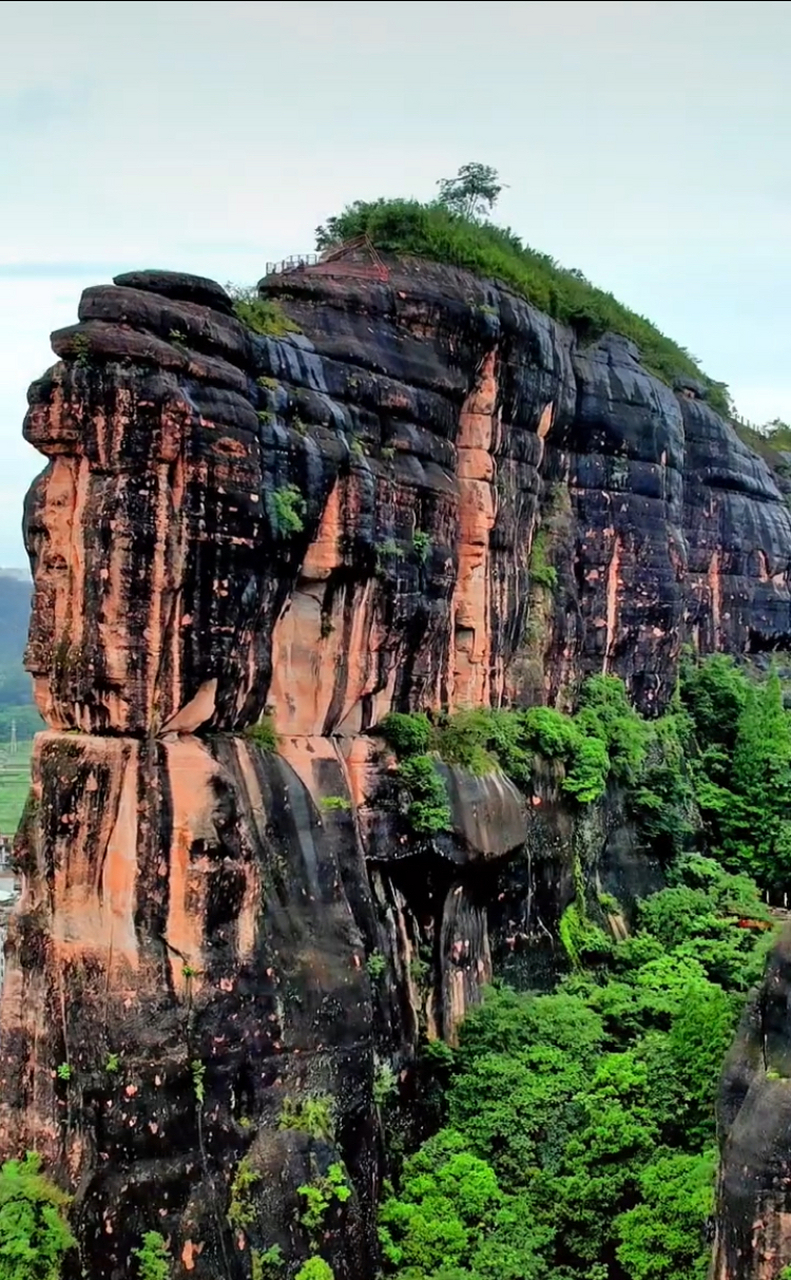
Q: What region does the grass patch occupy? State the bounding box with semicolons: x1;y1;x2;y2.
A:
316;198;730;413
529;528;558;589
243;717;279;752
227;285;302;338
732;419;791;476
321;795;351;812
278;1094;335;1142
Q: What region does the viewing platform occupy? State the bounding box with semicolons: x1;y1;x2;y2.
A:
264;235;390;284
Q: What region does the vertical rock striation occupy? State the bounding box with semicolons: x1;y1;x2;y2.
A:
1;256;790;1277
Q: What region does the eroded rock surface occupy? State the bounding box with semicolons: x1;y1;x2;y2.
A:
713;925;791;1280
3;259;791;1277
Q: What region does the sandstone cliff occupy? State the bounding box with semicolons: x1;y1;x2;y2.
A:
1;255;790;1278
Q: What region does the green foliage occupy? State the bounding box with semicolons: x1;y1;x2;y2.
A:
629;711;696;858
397;755;451;835
133;1231;171;1280
681;657;791;892
598;892;622;914
0;1153;75;1280
376;712;452;834
366;951;387;980
228;1157;260;1232
520;706;576;762
375;538;406;571
576;675;650;784
320;795;351;812
432;709;503;777
374;1063;398;1107
252;1244;285;1280
314;198;729;411
680;653;748;756
412;530;432;564
71;332;91;367
294;1260;335;1280
278;1095;335;1142
190;1060;205;1105
227;285;302;337
732;417;791;476
297;1162;351;1234
529;529;558;589
378;1129;550;1280
269;484;306;536
373;657;791;1280
380;841;770;1280
105;1053;120;1074
243;716;279;753
614;1152;715;1280
55;1064;71;1082
562;734;611;804
375;676;655;821
559;904;613;970
436;162;503;221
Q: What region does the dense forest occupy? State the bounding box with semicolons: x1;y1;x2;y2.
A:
373;656;787;1280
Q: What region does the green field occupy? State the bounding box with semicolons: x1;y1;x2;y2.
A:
0;741;33;838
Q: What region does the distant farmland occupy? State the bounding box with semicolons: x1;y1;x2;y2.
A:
0;741;32;838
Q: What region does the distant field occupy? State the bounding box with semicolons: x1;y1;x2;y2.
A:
0;741;33;838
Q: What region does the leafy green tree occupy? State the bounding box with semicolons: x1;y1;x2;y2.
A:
680;654;749;757
379;1130;502;1274
294;1260;335;1280
436;163;503;221
133;1231;171;1280
379;1130;550;1280
615;1152;715;1280
0;1154;75;1280
667;984;737;1148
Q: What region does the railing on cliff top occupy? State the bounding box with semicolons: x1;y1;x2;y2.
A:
731;413;764;434
264;236;390;283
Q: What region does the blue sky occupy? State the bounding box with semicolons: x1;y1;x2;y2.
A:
1;0;789;566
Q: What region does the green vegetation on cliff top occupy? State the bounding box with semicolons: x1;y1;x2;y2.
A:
316;195;730;415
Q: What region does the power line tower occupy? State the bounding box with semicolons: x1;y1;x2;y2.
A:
9;720;16;756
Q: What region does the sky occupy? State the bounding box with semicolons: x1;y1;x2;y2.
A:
1;0;790;566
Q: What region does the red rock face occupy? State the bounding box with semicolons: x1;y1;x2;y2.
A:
2;261;790;1277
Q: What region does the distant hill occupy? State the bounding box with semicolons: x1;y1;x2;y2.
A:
0;571;40;742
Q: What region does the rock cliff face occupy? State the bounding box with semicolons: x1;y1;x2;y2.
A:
713;926;791;1280
1;255;790;1278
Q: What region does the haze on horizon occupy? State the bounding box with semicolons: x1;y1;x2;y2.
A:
1;0;789;567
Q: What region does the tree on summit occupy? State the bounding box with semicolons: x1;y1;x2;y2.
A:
435;162;504;221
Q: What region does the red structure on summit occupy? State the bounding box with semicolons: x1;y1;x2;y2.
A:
264;235;390;283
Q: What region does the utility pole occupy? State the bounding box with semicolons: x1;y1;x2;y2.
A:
9;719;16;756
